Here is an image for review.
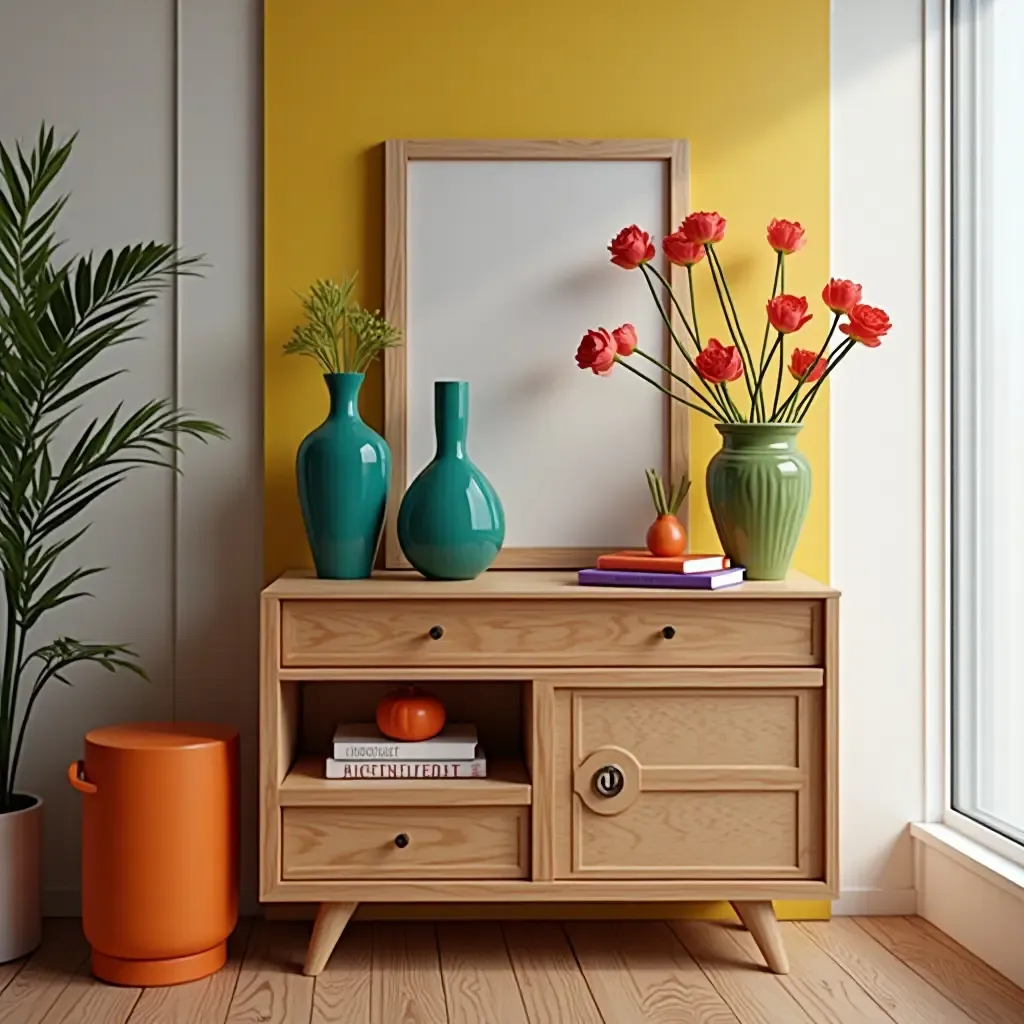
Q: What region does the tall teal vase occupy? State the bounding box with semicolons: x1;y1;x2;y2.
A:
398;380;504;580
296;372;390;579
705;423;811;581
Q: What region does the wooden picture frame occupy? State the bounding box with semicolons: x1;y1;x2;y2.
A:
384;139;690;570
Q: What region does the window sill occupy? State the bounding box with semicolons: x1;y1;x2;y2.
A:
911;822;1024;900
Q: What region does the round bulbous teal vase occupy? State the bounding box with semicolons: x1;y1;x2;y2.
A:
296;372;390;580
398;380;505;580
706;423;811;581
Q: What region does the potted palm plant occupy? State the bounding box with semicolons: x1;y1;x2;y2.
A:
0;126;223;961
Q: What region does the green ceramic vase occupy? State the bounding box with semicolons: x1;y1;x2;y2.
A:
296;373;390;579
397;380;504;580
706;423;811;581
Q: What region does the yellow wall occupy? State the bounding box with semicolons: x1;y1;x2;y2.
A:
265;0;831;583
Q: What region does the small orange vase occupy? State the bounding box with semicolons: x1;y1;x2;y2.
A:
68;722;238;986
646;514;687;557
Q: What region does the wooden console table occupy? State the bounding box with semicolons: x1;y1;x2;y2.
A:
259;570;838;976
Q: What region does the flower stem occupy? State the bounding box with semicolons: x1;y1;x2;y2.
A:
632;347;727;419
646;263;699;349
752;252;783;421
777;313;841;421
613;356;721;419
771;332;785;418
705;244;757;404
750;331;784;417
638;266;733;420
793;338;857;421
686;265;702;353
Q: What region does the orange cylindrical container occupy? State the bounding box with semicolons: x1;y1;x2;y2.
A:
68;722;238;986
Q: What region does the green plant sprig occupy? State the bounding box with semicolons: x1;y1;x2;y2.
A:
645;468;690;518
284;276;402;375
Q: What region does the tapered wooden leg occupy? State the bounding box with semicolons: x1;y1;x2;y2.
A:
303;902;357;976
731;900;789;974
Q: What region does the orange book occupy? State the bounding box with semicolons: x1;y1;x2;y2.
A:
595;550;730;574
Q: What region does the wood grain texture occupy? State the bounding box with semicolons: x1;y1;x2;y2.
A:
671;921;815;1024
304;903;357;976
280;598;820;668
856;916;1024;1024
129;919;253;1024
311;921;372;1024
823;597;839;892
566;921;738;1023
383;138;409;571
732;923;891;1022
282;806;528;880
404;139;683;160
667;139;691;534
798;918;975;1024
732;903;789;975
259;594;283;900
371;923;447;1024
225;920;314;1024
437;922;529;1024
37;963;139;1024
0;960;26;1001
281;757;530;807
265;568;839;600
0;919;88;1024
532;681;556;882
503;923;603;1024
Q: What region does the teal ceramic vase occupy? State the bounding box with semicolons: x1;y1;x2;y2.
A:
398;380;504;580
296;372;390;579
706;423;811;581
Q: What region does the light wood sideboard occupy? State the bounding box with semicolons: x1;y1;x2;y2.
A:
260;569;839;976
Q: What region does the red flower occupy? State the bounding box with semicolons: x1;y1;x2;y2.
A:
840;303;892;347
680;211;727;245
662;230;705;267
694;337;743;383
766;294;813;335
766;218;806;254
608;225;655;270
611;323;638;355
788;347;826;382
575;328;618;375
821;278;863;314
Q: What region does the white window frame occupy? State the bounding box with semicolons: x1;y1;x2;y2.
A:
926;0;1024;870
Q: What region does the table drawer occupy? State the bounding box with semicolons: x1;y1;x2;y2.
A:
280;599;820;668
281;806;529;880
553;686;823;880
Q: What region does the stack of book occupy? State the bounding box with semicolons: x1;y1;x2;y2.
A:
578;550;745;590
325;723;486;780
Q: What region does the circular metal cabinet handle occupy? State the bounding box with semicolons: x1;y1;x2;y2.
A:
428;625;444;641
394;833;410;849
661;625;676;640
592;764;625;799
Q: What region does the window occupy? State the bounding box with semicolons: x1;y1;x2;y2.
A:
950;0;1024;851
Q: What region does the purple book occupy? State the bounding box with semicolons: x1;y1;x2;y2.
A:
577;567;746;590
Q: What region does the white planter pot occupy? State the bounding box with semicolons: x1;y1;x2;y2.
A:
0;795;42;963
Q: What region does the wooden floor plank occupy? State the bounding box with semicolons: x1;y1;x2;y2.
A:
0;920;89;1024
224;920;314;1024
671;920;816;1024
857;916;1024;1024
129;918;254;1024
311;921;371;1024
437;922;528;1024
0;960;28;1001
730;923;893;1023
38;963;139;1024
371;922;446;1024
567;921;739;1024
799;919;974;1024
502;923;602;1024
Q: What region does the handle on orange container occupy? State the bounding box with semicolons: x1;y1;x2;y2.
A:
68;760;97;795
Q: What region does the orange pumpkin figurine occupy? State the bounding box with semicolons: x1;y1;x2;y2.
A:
644;467;690;557
376;686;446;741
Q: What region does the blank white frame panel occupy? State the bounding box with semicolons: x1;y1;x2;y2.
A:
384;140;689;569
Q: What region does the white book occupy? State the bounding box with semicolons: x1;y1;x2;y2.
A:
325;747;487;780
331;723;479;761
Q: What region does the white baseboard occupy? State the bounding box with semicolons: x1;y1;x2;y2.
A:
831;887;918;916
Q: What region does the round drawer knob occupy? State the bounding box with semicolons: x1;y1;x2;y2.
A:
593;764;625;799
394;833;410;849
428;625;444;640
661;625;676;640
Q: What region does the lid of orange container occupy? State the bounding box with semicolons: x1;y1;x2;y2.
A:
85;722;238;750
